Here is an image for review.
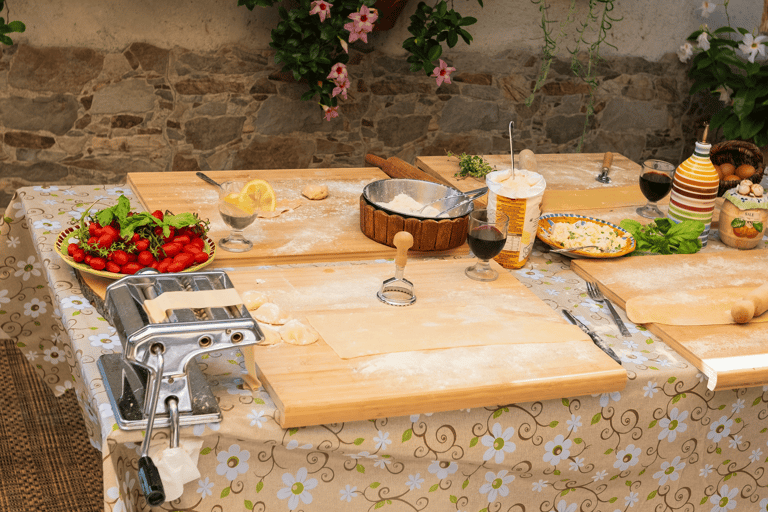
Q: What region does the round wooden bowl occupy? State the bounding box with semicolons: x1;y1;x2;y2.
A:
712;140;765;196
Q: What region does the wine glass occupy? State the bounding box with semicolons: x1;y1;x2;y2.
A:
637;159;675;218
217;180;261;252
465;209;509;282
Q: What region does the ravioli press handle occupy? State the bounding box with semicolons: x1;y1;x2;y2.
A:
394;231;413;275
596;152;613;183
138;347;166;507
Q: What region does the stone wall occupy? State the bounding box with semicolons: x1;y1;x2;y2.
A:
0;42;701;209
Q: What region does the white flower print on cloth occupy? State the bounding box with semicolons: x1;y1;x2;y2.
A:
0;289;9;305
594;391;621;408
11;200;25;218
373;430;392;450
658;407;688;442
32;219;61;231
625;491;639;507
373;458;391;469
428;460;458;480
410;412;433;422
247;409;267;428
406;473;424;490
566;414;582;432
543;434;571;466
700;463;714;477
55;379;74;395
479;470;514;503
709;483;738;511
614;444;641;471
731;398;745;414
749;448;763;463
197;477;214;498
653;456;685;486
708;416;733;443
43;347;67;365
760;497;768;511
515;268;547;280
23;297;48;318
339;484;356;502
89;330;121;350
60;295;91;311
14;256;42;281
276;467;318;510
569;457;585;471
5;236;20;249
554;500;577;512
107;187;133;196
33;185;59;192
532;479;548;492
621;351;649;365
481;423;516;464
99;402;115;422
286;439;312;450
193;421;220;436
728;435;742;450
643;381;659;398
67;207;87;220
216;444;250;481
592;470;608;482
345;451;376;460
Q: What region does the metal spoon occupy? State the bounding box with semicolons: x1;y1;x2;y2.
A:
417;187;488;214
550;245;600;254
434;187;489;217
196;171;222;189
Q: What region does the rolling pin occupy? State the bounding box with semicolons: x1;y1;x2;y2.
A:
730;283;768;323
365;154;447;184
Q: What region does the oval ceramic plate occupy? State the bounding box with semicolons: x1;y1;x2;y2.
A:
55;226;216;279
537;213;636;258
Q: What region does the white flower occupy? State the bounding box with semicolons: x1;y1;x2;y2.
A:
43;199;58;205
697;31;710;51
0;289;9;305
708;415;733;443
11;201;25;218
749;448;763;463
23;298;48;318
543;434;571;466
248;409;267;428
569;457;585;471
286;439;312;450
643;381;659;398
32;219;61;230
566;414;582;432
5;236;20;248
728;434;742;449
409;412;433;422
122;471;135;495
716;84;735;104
532;479;548;491
276;467;318;510
192;421;220;436
405;473;424;490
658;407;688;442
481;423;516;464
731;398;745;413
15;256;42;281
554;499;578;512
68;207;87;219
515;269;546;280
373;430;392;451
345;451;375;460
33;185;59;192
373;458;391;469
62;189;77;195
738;34;768;63
621;351;649;365
653;456;685;486
478;470;514;503
700;463;714;477
55;380;74;394
698;1;716;18
339;484;356;502
107;187;133;196
43;347;67;365
89;331;121;350
625;491;639;507
215;444;250;481
760;497;768;511
25;351;38;362
427;460;458;480
60;295;91;310
592;469;608;481
614;444;641;471
593;391;621;408
709;483;738;511
197;477;214;498
678;42;694;62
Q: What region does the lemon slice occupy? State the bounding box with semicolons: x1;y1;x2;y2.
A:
240;179;277;212
224;192;257;215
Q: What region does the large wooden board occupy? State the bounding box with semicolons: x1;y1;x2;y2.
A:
571;250;768;390
416;154;664;212
127;168;469;266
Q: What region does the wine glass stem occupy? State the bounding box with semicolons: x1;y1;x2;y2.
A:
476;258;491;271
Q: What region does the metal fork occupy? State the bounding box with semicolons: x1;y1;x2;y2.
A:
586;281;631;337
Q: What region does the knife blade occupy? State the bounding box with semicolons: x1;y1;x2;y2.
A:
562;310;622;365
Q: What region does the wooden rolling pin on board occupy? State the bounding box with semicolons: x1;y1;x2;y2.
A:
731;283;768;323
365;154;449;185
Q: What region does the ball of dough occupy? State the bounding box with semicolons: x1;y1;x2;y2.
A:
302;184;329;200
723;174;740;182
736;164;756;180
279;319;319;346
259;325;281;345
254;302;289;325
242;290;269;311
518;149;538;173
719;162;735;178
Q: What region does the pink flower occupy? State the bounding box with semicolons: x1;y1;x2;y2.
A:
431;59;456;87
332;77;350;99
345;22;369;44
348;5;378;31
309;0;332;22
322;105;339;121
327;62;348;81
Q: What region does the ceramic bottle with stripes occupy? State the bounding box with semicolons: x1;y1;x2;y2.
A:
668;139;719;246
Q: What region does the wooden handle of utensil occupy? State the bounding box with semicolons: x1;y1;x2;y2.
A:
602;152;613;169
731;283;768;323
393;231;413;268
365;154;445;184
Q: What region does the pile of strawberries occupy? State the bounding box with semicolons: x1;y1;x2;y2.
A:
67;196;210;275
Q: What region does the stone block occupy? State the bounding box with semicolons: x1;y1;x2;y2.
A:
9;45;103;94
600;98;668;132
172;154;201;173
0;95;79;135
2;161;69;181
174;47;267;76
4;132;55;149
540;81;590;96
377;115;431;147
174;77;246;95
438;96;499;133
249;77;278;95
91;79;157;114
111;115;144;129
194;102;228;116
184;116;246;150
462;84;501;101
454;73;493;86
255;96;330;135
370;77;432;96
232;136;315;169
125;43;170;74
545;114;587;144
420;133;493;157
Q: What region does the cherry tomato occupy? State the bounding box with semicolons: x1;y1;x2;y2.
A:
121;263;142;275
167;262;185;273
89;257;106;271
72;248;86;263
134;239;150;252
151;210;164;221
106;261;121;273
67;243;79;256
190;238;206;250
111;250;129;266
174;253;195;269
194;251;209;264
173;235;191;245
88;222;102;237
161;242;182;258
97;233;115;248
138;251;156;267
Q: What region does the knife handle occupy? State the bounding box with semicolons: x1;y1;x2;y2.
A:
587;332;622;365
603;299;631;337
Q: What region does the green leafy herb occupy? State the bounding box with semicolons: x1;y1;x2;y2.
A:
619;218;704;255
448;152;496;179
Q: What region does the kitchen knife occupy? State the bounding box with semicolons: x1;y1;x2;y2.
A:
596;152;613;184
562;310;622;365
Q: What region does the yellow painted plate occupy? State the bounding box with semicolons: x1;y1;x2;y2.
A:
537;213;636;259
55;226;215;279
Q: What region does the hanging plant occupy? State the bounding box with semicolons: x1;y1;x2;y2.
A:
0;0;26;46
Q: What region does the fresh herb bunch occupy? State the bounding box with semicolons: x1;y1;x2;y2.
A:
678;1;768;146
619;218;704;255
448;152;496;179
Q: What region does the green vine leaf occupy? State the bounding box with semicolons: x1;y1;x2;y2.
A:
356;464;365;473
221;486;231;498
402;429;413;442
200;447;212;455
450;495;458;503
647;490;657;500
370;482;380;488
429;484;438;492
591;413;602;425
353;437;364;445
469;436;479;448
245;499;254;510
256;480;263;493
549;421;559;428
462;478;469;489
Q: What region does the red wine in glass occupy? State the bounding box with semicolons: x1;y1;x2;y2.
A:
465;209;509;282
467;226;506;260
637;159;675;218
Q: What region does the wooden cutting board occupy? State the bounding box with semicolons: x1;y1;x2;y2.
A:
571;250;768;390
126;168;469;266
416;154;662;212
79;259;626;428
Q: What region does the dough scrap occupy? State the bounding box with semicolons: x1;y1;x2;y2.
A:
254;302;289;325
242;290;269;311
279;319;319;346
259;325;282;345
302;184;329;200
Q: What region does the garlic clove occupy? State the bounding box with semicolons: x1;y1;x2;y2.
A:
750;184;764;197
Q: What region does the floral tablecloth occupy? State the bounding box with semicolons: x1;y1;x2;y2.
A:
4;184;768;512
